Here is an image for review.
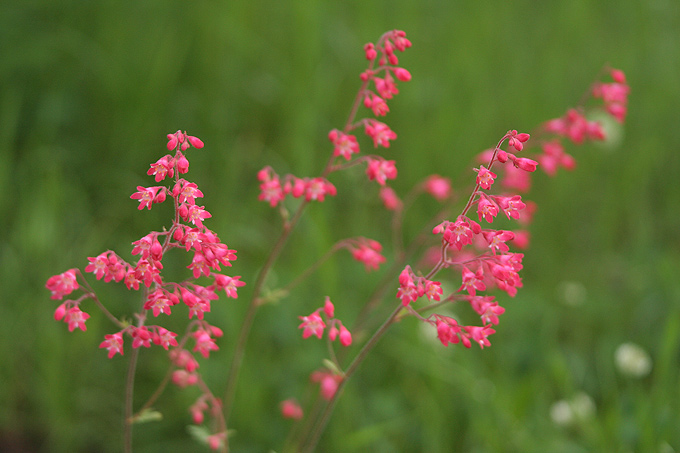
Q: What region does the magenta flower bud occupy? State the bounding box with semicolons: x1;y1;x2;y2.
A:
177;153;189;174
339;325;352;347
167;134;178;151
394;68;411;82
323;297;334;318
187;136;204;149
54;303;66;321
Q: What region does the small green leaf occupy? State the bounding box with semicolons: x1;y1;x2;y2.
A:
130;408;163;424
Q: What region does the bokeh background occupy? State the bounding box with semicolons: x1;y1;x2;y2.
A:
2;0;679;451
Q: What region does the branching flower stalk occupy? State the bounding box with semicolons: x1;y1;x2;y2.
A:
45;29;629;452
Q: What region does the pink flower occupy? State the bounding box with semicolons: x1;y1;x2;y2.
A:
144;288;177;317
298;311;326;339
169;348;200;372
338;324;352;347
364;93;390;116
495;195;526;220
323;297;335;318
423;279;443;301
179;204;212;228
364;43;377;61
211;274;245;298
458;266;486;296
328;129;360;160
280;399;304;420
373;73;399;99
152;327;178;350
379;186;402;210
394;67;411;82
147;155;175;182
171;369;198;387
474;166;497;190
463;325;496;349
173;179;204;205
545;109;605;144
349;238;386;272
434;315;462;347
46;269;79;300
304;177;337;202
99;332;124;358
131;326;152;348
133;259;162;288
537;140;575;176
181;287;211;320
396;266;419;306
364;120;397;148
193;329;219;358
423;175;452;201
434;216;481;251
62;306;89;332
130;186;166;210
131;233;163;263
257;167;286;207
482;230;515;254
310;371;343;400
477;195;498;223
366;158;397;185
470;297;505;325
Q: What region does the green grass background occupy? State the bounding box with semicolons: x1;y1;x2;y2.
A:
1;0;679;451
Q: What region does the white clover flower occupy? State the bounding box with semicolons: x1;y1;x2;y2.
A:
550;392;596;427
615;342;652;378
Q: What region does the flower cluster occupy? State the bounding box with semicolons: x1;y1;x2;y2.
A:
401;130;535;348
298;297;352;347
343;237;387;272
46;130;241;448
396;265;443;307
257;30;411;209
257;166;337;207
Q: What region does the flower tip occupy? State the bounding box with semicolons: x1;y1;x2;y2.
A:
187;136;204;149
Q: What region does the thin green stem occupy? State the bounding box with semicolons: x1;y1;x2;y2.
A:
123;346;140;453
222;200;308;423
300;302;403;452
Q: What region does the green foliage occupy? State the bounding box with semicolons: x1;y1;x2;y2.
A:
1;0;679;452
